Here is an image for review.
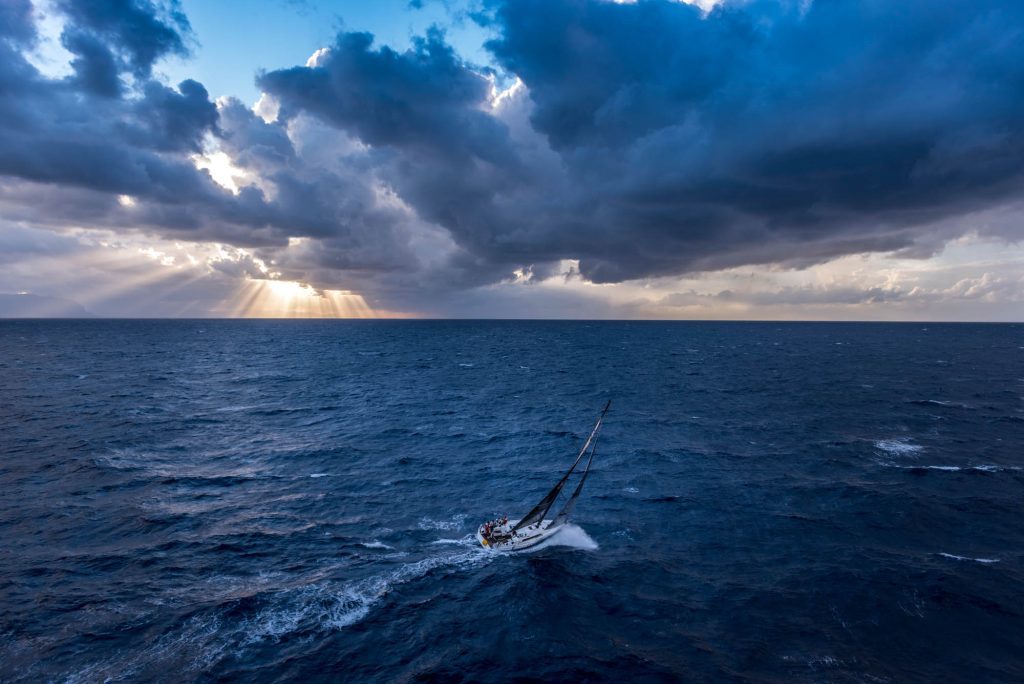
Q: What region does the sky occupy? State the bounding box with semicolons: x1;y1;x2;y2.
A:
1;0;1023;320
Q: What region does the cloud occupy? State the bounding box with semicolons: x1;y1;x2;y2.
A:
131;79;219;152
0;0;35;45
258;29;514;163
472;0;1024;282
0;292;92;317
659;285;905;309
0;5;223;205
0;1;425;279
54;0;191;77
2;0;1024;318
249;0;1024;297
61;26;123;96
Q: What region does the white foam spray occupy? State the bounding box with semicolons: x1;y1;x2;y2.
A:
521;524;599;553
874;438;923;456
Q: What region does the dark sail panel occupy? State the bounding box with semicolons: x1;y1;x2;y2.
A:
553;442;596;526
513;479;569;531
512;401;610;533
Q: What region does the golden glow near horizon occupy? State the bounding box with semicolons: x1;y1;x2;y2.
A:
227;278;388;318
2;228;409;318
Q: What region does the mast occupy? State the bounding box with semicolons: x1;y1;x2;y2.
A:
512;400;610;532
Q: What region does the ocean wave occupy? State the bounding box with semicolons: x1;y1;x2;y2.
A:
94;448;272;482
938;553;1000;564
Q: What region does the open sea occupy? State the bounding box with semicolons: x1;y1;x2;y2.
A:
1;320;1022;682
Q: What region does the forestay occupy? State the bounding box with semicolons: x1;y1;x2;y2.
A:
511;400;610;533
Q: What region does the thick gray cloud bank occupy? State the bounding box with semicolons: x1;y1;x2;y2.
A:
2;0;1024;313
258;0;1024;285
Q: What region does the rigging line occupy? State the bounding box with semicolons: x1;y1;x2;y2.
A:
512;400;610;532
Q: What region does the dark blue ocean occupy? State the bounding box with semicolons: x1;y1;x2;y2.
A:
1;321;1022;682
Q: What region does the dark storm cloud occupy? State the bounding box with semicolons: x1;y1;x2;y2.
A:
258;27;535;287
131;79;219;152
0;0;424;270
258;0;1024;288
258;29;515;164
0;0;36;44
0;3;221;204
62;27;123;97
55;0;191;76
474;0;1024;282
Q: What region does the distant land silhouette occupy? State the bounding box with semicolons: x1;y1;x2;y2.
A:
0;293;92;318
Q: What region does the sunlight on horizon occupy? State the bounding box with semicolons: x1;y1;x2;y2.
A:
227;278;392;318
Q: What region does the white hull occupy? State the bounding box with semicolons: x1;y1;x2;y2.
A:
476;519;563;552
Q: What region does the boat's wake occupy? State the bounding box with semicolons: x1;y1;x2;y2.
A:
430;534;479;546
49;521;599;681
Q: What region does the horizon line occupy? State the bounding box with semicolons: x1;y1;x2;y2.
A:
0;317;1021;324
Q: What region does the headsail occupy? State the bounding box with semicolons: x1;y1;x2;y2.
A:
512;400;610;532
552;440;597;526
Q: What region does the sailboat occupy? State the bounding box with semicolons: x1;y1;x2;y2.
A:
476;401;610;552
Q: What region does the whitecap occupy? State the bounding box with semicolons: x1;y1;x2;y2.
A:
880;463;960;471
623;486;639;493
417;514;467;531
360;541;392;550
938;553;1000;564
309;473;329;478
874;438;923;456
883;463;1020;472
912;399;972;409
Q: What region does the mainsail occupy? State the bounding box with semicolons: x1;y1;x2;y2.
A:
512;400;610;533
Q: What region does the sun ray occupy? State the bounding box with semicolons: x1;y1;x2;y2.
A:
220;278;396;318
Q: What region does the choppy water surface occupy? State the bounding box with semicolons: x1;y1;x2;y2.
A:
1;320;1022;682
